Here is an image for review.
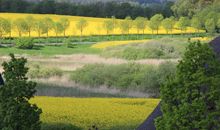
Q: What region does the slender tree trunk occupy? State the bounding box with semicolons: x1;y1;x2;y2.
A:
29;31;31;37
19;31;22;37
80;29;82;42
38;31;41;38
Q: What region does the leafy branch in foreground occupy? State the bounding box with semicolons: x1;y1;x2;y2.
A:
0;54;42;130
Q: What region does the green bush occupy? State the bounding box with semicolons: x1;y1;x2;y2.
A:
156;42;220;129
71;62;176;96
28;64;63;78
15;37;34;49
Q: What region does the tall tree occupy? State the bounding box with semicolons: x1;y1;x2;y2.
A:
162;17;175;34
25;16;35;37
205;19;216;34
171;0;217;17
134;17;147;34
0;54;42;130
149;14;164;34
103;19;114;35
4;19;12;38
191;16;202;33
177;17;190;34
53;21;63;37
156;42;220;130
60;17;70;36
124;16;133;34
217;19;220;32
111;16;118;33
13;18;28;37
0;17;11;38
76;18;88;41
34;19;45;37
120;16;133;35
42;17;54;37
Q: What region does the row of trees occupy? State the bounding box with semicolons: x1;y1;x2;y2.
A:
0;16;71;38
0;14;219;38
0;0;174;19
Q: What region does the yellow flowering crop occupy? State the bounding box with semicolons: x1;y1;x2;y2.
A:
0;13;205;37
191;37;213;42
31;96;160;130
91;40;148;49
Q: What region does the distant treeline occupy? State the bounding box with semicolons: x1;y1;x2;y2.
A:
0;0;174;19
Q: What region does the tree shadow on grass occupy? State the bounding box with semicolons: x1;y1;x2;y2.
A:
42;123;82;130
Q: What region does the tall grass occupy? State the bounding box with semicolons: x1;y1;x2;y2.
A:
71;62;176;97
101;38;188;60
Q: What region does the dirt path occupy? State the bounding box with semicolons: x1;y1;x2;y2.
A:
0;54;179;71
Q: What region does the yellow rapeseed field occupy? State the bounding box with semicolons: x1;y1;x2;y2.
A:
191;37;213;42
91;40;148;49
0;13;204;37
31;97;160;130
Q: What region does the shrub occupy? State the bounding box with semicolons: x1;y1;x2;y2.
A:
71;62;176;96
101;39;187;60
15;37;34;49
63;37;76;48
28;64;63;79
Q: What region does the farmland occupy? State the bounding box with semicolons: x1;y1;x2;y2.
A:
0;13;204;38
0;0;219;129
31;97;160;130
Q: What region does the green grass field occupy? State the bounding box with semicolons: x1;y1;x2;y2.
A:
0;44;100;56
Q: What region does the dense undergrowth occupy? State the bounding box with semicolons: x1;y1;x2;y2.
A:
71;62;176;97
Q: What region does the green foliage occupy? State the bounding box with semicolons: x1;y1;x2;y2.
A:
53;21;64;37
0;18;11;38
177;17;190;33
156;42;220;129
120;16;133;34
25;16;35;37
60;18;70;36
0;54;42;130
134;17;147;34
63;37;76;48
103;19;114;34
34;19;46;37
42;17;54;37
76;18;88;37
15;37;34;49
171;0;218;17
28;64;63;79
162;17;175;34
149;14;164;34
14;18;28;37
205;19;216;33
191;16;202;32
101;38;187;60
71;62;176;96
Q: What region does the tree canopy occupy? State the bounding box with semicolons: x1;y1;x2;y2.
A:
156;42;220;130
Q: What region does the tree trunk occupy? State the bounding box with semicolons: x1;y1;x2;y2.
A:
80;30;82;42
19;31;22;37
